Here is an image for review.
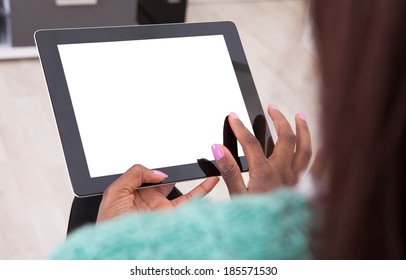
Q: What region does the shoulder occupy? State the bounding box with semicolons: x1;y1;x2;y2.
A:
51;188;311;259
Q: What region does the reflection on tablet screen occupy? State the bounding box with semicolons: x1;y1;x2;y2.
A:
58;35;252;178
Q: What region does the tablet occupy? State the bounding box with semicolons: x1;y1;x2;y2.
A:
35;21;273;197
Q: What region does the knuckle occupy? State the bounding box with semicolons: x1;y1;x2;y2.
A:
219;163;239;181
303;148;313;161
130;164;143;171
284;132;297;146
130;164;147;174
183;192;193;201
244;133;260;146
171;199;180;208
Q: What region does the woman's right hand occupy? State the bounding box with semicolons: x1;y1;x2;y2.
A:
211;104;312;195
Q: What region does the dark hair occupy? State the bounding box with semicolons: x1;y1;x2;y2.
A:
312;0;406;259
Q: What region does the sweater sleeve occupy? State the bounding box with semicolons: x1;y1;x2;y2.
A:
50;188;311;259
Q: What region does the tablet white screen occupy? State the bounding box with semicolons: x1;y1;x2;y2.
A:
58;35;252;178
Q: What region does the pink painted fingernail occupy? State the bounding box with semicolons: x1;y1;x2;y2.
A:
211;144;224;161
298;112;307;121
229;112;239;119
269;103;278;110
153;170;168;178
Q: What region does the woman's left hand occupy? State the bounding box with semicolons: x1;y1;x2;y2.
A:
212;105;312;196
97;164;219;223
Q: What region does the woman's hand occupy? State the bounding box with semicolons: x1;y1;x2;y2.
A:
97;164;219;223
212;104;312;195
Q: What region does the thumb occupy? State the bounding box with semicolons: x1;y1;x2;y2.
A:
211;144;246;196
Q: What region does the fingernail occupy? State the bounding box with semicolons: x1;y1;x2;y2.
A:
229;112;239;119
298;112;307;121
211;144;224;161
153;170;168;178
269;103;278;110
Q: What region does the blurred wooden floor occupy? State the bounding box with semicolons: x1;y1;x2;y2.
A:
0;0;318;259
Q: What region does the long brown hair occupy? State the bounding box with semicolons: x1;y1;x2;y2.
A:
312;0;406;259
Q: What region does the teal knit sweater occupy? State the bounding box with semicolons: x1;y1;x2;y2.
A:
51;188;311;259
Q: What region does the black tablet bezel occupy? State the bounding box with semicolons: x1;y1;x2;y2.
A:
35;21;273;197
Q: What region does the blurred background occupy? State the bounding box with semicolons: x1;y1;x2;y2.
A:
0;0;319;259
